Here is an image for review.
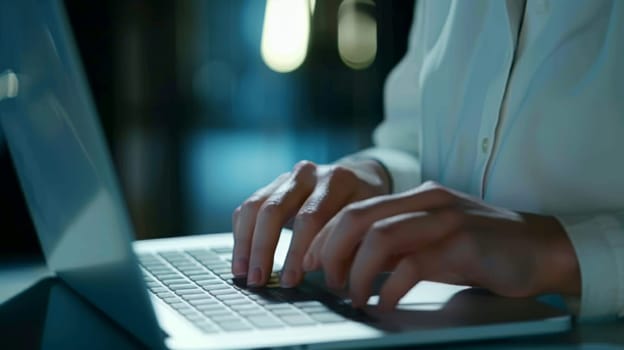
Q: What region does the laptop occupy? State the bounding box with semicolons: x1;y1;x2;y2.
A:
0;1;571;349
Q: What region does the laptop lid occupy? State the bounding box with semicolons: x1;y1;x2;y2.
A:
0;1;163;348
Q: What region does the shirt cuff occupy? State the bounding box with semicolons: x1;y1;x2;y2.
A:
346;147;421;194
556;214;624;321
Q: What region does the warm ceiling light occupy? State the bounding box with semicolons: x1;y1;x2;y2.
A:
338;0;377;70
261;0;311;73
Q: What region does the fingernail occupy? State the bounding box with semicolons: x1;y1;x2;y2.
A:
247;267;262;286
232;258;248;277
280;269;298;288
302;253;314;272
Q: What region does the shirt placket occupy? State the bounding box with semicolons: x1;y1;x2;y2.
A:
477;2;527;198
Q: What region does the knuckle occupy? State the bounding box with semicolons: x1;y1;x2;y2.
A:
341;203;366;224
367;222;394;246
258;200;283;218
336;203;372;233
328;165;355;182
242;197;264;214
293;210;323;231
428;186;456;204
294;160;317;173
422;180;440;189
359;227;390;257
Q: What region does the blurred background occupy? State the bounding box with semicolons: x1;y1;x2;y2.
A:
1;0;414;254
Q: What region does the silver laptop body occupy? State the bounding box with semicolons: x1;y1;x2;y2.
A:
0;1;571;349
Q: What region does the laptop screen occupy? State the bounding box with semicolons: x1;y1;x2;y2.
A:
0;0;162;347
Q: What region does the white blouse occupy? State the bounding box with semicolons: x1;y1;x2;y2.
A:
355;0;624;321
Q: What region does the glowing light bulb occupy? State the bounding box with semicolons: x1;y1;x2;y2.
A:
338;0;377;70
261;0;311;73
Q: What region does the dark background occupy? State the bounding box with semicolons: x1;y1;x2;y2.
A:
1;0;414;256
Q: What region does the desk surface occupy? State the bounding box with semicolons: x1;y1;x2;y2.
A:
1;258;623;350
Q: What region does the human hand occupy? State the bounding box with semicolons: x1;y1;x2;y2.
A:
303;181;581;311
231;159;390;287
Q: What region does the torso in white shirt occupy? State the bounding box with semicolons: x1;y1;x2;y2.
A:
383;0;624;215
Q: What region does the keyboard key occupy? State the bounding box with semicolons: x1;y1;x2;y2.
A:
177;307;199;315
215;294;246;302
270;308;302;316
265;304;296;311
196;322;220;334
169;284;197;291
218;321;253;332
185;313;206;322
188;299;220;308
245;315;284;329
196;304;231;314
211;267;231;274
230;304;261;311
238;309;270;317
197;280;226;288
279;314;316;326
148;268;177;276
308;312;346;323
222;299;253;307
153;273;183;280
186;273;215;280
162;296;182;304
155;291;175;299
219;273;235;280
210;314;241;323
161;278;189;286
168;302;187;309
146;281;162;289
180;292;212;300
211;247;233;254
176;288;205;295
210;289;239;296
180;268;206;276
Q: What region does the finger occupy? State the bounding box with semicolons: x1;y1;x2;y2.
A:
379;242;474;312
302;200;351;274
247;161;317;286
377;256;421;311
319;187;455;290
232;172;289;276
281;170;354;287
348;210;461;307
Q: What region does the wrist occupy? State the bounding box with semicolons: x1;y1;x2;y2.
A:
335;157;391;195
529;214;581;296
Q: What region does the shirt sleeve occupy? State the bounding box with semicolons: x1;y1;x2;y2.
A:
339;1;427;194
557;213;624;321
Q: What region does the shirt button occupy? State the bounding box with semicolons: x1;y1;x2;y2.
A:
481;138;490;154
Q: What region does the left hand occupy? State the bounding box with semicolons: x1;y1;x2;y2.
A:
302;181;580;311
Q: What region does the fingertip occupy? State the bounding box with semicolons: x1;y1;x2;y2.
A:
349;292;367;309
232;257;249;277
246;266;263;286
377;298;397;313
279;268;299;288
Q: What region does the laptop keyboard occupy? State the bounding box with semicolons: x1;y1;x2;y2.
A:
138;248;348;334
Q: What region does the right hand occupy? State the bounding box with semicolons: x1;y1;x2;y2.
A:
231;159;390;288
